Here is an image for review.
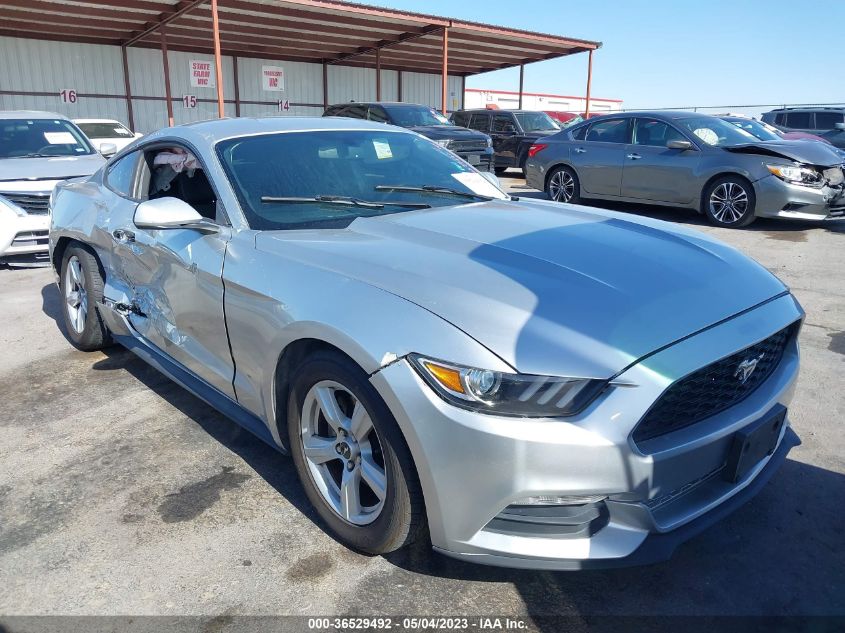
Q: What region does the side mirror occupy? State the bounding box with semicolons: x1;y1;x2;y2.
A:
133;197;219;234
134;132;144;138
99;143;118;157
667;139;694;151
835;122;845;131
480;171;501;188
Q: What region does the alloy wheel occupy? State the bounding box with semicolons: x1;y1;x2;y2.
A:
709;182;749;224
549;169;575;202
299;380;387;526
64;255;88;334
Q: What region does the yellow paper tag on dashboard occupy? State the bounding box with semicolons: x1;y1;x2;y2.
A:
373;140;393;160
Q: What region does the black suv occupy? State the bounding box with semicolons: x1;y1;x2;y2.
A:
323;102;494;171
451;109;561;174
762;107;845;149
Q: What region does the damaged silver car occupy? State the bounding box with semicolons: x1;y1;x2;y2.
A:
525;111;845;227
50;117;803;569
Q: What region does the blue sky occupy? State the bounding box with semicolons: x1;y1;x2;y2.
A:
365;0;843;114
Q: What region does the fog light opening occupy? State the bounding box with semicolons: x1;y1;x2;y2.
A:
517;494;608;506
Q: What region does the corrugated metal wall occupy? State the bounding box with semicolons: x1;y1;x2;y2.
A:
0;35;465;134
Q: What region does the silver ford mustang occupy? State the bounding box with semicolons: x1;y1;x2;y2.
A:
49;117;803;569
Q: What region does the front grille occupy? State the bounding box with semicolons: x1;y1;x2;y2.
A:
13;230;49;246
633;323;797;444
2;193;50;215
449;140;488;153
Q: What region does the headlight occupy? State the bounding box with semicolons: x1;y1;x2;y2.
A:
766;163;824;188
408;355;606;417
434;139;451;149
0;194;26;217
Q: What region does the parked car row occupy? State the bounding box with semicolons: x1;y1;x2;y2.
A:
524;110;845;227
46;114;804;570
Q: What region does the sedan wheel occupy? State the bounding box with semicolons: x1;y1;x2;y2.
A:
547;166;580;203
300;380;387;526
60;244;111;351
703;177;757;227
65;255;88;335
288;351;426;554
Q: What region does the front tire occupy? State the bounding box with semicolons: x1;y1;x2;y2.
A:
60;244;111;351
287;351;426;554
702;176;757;228
546;165;580;203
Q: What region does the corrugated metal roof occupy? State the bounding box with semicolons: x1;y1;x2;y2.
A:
0;0;600;76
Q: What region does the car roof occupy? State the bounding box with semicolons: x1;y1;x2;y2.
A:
144;116;416;144
74;118;123;124
456;109;543;114
0;110;69;120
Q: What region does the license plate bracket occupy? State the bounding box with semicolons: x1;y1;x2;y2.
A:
724;404;786;484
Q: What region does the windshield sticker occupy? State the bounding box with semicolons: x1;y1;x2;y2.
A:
43;132;76;145
373;140;393;159
451;172;504;198
114;127;132;136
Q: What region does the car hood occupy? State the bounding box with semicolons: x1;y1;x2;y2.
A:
724;139;843;165
408;125;489;142
0;153;105;185
256;200;787;378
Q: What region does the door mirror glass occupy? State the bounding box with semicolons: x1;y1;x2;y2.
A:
667;139;694;150
100;143;118;157
134;197;218;233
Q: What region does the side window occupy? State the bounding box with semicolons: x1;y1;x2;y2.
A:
144;146;225;224
814;111;843;130
785;112;811;129
585;119;628;143
634;119;686;147
467;114;490;133
105;151;140;199
367;106;389;123
571;125;587;141
451;112;469;127
492;114;516;133
774;113;786;126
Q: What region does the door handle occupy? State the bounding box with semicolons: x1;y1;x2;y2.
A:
574;147;586;154
112;229;135;243
626;153;642;160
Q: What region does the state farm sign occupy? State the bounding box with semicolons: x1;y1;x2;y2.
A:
190;60;215;88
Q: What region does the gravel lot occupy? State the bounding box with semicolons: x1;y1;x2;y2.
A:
1;175;843;627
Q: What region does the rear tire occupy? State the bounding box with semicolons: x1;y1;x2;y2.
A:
546;165;581;203
494;166;508;176
702;176;757;228
60;244;111;351
287;350;426;554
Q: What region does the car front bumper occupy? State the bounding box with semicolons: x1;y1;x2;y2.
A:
0;208;50;258
454;148;495;172
369;293;803;569
754;174;845;220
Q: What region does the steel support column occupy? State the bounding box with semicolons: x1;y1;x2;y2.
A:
441;26;449;115
518;64;524;109
322;61;328;108
584;49;593;117
160;27;174;127
232;55;241;117
211;0;225;118
120;45;135;132
375;48;381;101
397;70;403;102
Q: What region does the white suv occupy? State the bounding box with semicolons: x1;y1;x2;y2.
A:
0;111;106;266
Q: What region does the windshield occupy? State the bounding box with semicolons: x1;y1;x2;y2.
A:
216;130;507;230
384;105;452;127
675;116;758;147
514;112;560;133
724;118;781;142
0;118;95;159
77;122;133;139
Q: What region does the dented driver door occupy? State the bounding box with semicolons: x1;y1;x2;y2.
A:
111;217;235;399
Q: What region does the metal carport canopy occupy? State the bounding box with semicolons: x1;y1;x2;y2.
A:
0;0;602;116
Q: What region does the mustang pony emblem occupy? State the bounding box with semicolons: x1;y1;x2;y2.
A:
735;353;765;384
